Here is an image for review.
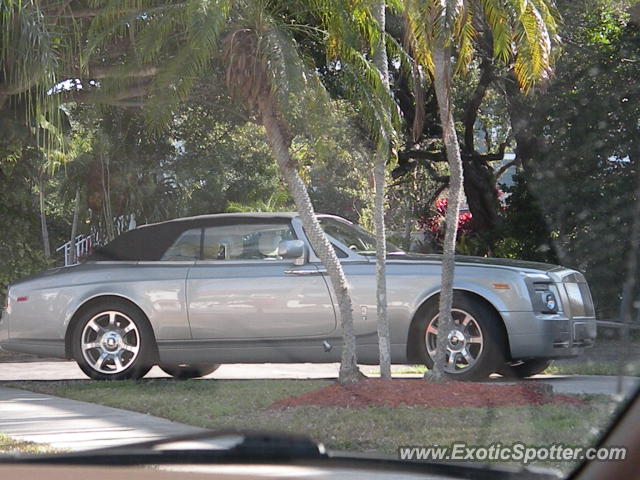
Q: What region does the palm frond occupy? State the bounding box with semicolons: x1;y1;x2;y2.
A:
529;0;559;40
260;20;310;110
512;1;552;91
453;1;477;75
1;1;74;150
404;0;436;74
385;31;414;82
338;44;401;145
478;0;513;65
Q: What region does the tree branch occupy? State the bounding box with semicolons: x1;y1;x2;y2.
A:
105;100;145;108
489;139;509;161
89;64;158;79
398;149;448;163
495;156;520;179
40;0;74;18
55;82;150;105
0;69;45;97
392;147;448;179
53;7;139;19
462;58;494;153
469;139;510;164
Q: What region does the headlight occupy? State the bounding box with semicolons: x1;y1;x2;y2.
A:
544;293;557;311
533;283;560;313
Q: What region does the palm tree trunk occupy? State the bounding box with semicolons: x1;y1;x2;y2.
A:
427;42;464;381
257;97;364;384
372;0;392;380
39;180;51;259
69;187;81;264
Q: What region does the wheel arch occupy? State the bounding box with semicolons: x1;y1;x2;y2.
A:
405;289;512;363
64;294;158;360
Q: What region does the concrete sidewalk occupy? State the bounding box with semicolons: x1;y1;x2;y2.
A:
0;387;205;451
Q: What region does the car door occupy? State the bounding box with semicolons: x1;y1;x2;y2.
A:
186;222;337;339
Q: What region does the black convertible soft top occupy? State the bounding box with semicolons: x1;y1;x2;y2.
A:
88;213;297;261
89;222;188;261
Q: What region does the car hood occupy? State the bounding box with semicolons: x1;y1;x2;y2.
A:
385;252;563;273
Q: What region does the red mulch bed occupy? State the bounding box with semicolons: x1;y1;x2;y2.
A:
270;379;583;409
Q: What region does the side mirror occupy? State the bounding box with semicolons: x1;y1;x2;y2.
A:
278;240;306;265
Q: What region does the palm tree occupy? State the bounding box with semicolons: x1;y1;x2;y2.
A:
371;1;392;380
405;0;558;380
84;0;371;383
328;0;403;381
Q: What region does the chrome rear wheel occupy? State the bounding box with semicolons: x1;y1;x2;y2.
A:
72;300;155;380
81;311;141;375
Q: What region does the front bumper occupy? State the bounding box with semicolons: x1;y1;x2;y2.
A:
503;312;596;360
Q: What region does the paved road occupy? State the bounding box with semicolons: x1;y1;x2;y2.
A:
0;361;349;381
1;360;639;397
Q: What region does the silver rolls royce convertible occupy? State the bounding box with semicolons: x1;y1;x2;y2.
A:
0;213;596;381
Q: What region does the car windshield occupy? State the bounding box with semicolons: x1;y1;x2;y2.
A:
1;1;640;479
318;217;404;255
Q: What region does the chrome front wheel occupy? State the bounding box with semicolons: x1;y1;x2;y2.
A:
417;293;506;381
425;308;484;373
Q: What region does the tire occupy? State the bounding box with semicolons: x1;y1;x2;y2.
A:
414;293;507;381
72;300;156;381
499;359;552;379
160;363;220;379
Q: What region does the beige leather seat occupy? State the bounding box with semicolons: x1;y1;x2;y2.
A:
227;239;244;259
161;242;199;260
258;231;281;258
203;236;244;260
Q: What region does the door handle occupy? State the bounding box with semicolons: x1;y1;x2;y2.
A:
284;269;327;275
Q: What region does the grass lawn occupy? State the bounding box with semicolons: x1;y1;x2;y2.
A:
0;434;57;455
6;378;621;473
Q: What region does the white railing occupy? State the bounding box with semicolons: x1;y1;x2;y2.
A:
56;214;136;266
56;234;93;266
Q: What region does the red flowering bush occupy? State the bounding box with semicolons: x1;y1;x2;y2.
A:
419;198;474;244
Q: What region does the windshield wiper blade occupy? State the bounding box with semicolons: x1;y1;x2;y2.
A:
0;430;326;466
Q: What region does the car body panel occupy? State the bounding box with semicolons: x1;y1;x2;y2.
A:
186;261;336;339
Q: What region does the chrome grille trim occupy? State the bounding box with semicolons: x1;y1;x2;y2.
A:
559;271;595;319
